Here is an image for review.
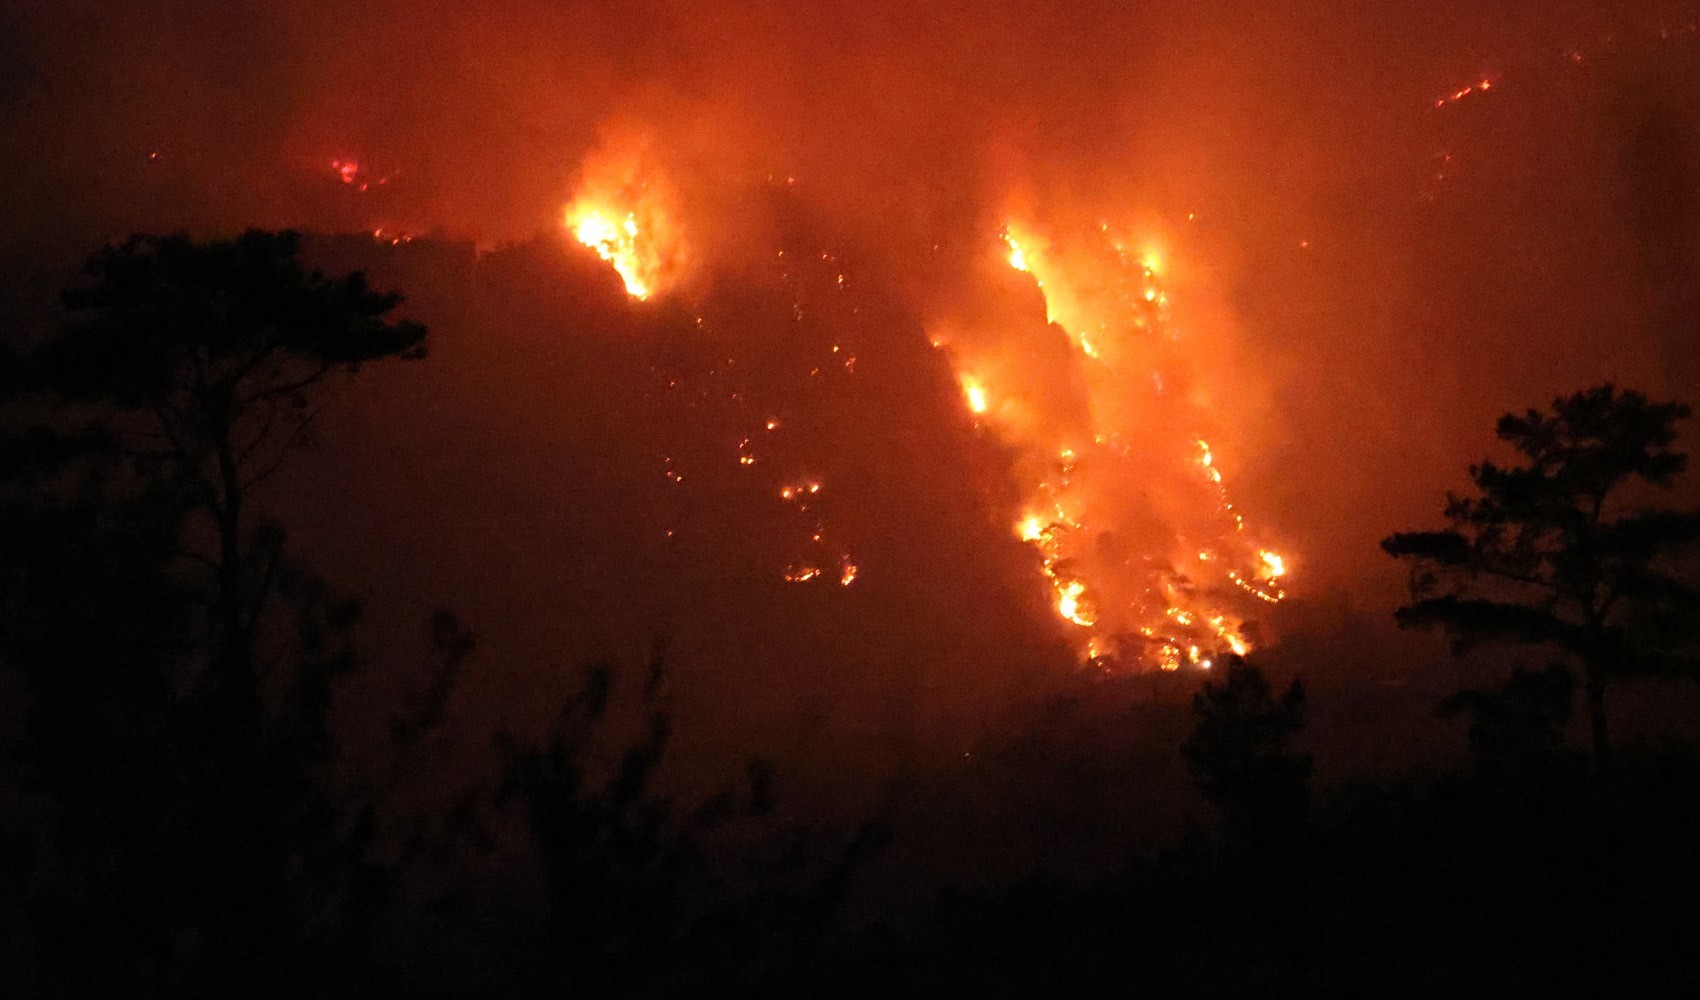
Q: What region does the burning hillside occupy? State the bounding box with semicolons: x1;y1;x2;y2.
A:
558;148;1290;674
10;0;1699;773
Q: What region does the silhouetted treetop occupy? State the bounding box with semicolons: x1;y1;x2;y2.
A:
22;230;428;685
1183;657;1311;839
44;230;424;408
0;231;434;995
1383;383;1700;764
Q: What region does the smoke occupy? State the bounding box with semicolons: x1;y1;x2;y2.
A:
8;0;1700;798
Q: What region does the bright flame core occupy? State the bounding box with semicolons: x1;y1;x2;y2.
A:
1003;230;1031;273
961;376;990;415
562;136;684;301
569;207;652;299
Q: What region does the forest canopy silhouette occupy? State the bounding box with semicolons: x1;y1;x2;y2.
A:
4;224;1700;996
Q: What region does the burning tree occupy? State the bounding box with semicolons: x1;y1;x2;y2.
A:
1382;384;1700;766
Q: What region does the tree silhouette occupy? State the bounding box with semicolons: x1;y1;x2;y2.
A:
34;229;425;687
1182;657;1311;839
1383;384;1700;766
2;231;427;994
495;653;887;996
498;656;699;991
1439;663;1575;777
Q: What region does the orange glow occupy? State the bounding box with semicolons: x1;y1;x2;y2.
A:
568;208;651;299
561;149;1291;670
961;376;989;415
1434;76;1497;110
1002;230;1031;272
933;217;1290;669
563;135;684;301
1055;578;1094;627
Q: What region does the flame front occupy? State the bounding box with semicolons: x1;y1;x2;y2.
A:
942;213;1290;670
562;135;684;301
570;208;651;299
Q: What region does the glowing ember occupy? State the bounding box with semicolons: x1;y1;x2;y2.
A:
783;555;858;588
1433;76;1496;110
329;158;394;192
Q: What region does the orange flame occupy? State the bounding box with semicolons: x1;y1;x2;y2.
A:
563;135;685;300
569;208;652;299
936;216;1289;670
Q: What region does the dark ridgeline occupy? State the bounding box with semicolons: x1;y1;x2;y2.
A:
5;233;1700;997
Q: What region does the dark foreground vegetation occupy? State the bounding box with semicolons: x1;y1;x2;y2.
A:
4;232;1700;997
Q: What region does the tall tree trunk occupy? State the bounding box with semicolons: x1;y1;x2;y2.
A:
212;433;258;729
1584;661;1612;769
216;459;245;665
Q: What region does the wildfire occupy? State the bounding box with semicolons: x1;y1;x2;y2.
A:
961;376;990;415
939;216;1290;670
559;142;1285;671
1002;229;1031;273
562;133;684;301
569;207;652;299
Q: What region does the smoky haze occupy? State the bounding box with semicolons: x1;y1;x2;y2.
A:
7;0;1700;814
